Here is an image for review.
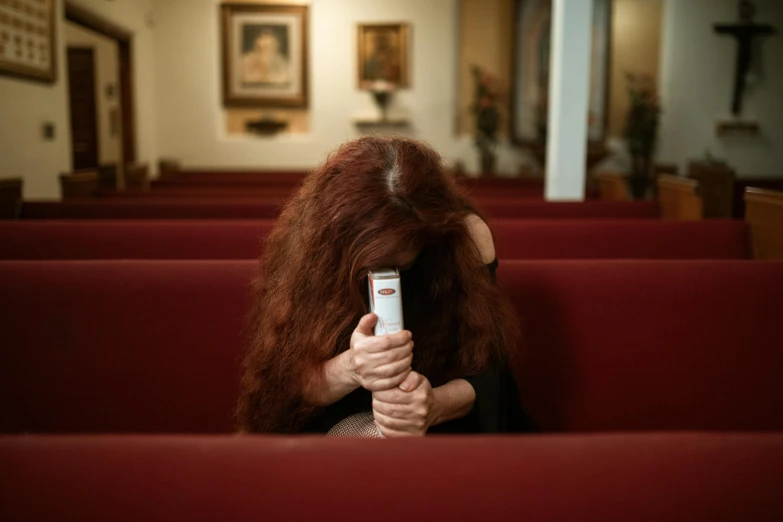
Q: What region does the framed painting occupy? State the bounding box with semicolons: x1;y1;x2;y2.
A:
510;0;612;145
221;3;308;107
0;0;57;83
357;23;410;89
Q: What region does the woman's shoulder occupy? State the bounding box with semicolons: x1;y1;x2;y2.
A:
464;213;496;264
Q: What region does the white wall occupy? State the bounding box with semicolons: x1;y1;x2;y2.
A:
658;0;783;178
153;0;522;174
65;21;122;166
0;0;70;198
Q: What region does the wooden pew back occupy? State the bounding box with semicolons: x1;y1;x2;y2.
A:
594;172;629;201
59;170;99;200
657;175;703;220
745;187;783;259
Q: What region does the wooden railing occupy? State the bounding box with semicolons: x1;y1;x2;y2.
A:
745;187;783;259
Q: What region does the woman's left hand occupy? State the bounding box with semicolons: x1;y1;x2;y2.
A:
372;371;433;437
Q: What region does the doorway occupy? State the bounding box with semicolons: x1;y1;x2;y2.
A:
64;2;136;172
67;47;99;170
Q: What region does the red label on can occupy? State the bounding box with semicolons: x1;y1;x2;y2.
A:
379;288;396;296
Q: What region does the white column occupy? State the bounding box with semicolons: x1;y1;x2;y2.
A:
545;0;593;200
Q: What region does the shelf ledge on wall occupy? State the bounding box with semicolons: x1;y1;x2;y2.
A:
353;117;411;130
715;119;761;137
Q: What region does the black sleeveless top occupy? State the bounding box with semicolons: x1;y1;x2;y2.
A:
300;260;537;434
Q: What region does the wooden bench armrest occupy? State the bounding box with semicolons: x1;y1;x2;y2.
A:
745;187;783;259
657;175;703;220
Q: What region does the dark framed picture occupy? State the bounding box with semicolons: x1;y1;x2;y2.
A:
510;0;612;144
357;23;410;89
221;3;308;107
0;0;57;83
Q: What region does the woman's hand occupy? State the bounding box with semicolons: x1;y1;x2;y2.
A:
347;313;414;392
372;371;433;437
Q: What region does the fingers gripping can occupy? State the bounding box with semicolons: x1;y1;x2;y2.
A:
368;268;404;336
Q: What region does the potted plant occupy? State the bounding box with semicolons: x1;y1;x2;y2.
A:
624;74;661;199
470;65;501;175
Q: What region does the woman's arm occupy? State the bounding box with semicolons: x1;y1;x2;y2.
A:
430;378;477;426
372;373;477;436
302;350;360;407
303;313;414;407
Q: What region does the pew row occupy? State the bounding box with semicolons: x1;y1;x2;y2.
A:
18;199;659;220
99;184;544;200
1;259;781;434
745;187;783;259
1;434;782;522
658;174;704;220
0;219;751;260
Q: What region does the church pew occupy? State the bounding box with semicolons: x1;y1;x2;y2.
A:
595;173;704;220
0;219;752;260
1;434;781;522
688;160;735;219
594;172;629;201
745;187;783;259
474;199;658;219
156;169;309;185
1;259;781;434
19;199;285;219
99;187;295;199
154;168;545;198
59;170;99;200
19;199;659;220
658;175;704;220
97;184;544;200
733;177;783;219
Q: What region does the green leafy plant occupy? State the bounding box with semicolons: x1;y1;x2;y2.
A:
470;65;501;154
624;73;661;173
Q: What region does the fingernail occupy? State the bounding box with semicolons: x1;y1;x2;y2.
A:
400;383;410;391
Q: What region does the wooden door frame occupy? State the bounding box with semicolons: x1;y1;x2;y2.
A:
64;1;136;165
66;46;100;170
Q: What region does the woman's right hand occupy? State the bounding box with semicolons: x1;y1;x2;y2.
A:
347;313;414;392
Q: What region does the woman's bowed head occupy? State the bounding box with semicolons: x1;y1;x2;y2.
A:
236;136;521;435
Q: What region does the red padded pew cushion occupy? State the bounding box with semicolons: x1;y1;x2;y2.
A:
1;260;782;433
501;260;783;431
0;219;749;260
1;434;782;522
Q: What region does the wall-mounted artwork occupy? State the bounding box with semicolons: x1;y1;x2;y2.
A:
357;23;410;89
221;3;308;107
0;0;57;83
511;0;611;144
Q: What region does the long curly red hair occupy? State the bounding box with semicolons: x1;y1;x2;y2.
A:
236;136;520;433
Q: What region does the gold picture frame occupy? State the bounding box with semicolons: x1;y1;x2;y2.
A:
221;3;309;108
357;23;410;89
0;0;57;83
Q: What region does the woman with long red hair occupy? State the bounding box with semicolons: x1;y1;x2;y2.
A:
237;136;535;435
